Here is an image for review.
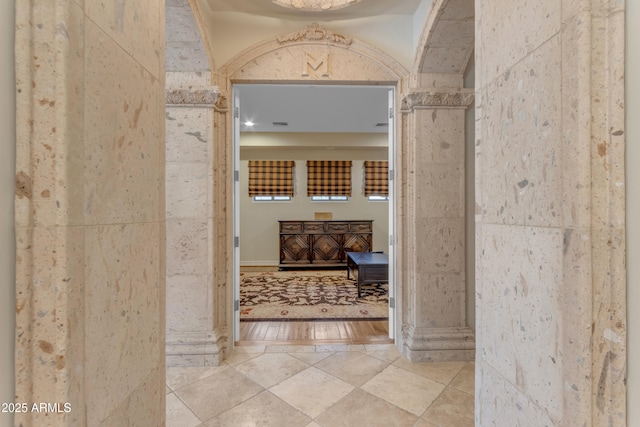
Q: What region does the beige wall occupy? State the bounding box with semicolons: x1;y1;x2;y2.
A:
240;150;389;265
1;1;15;426
627;0;639;423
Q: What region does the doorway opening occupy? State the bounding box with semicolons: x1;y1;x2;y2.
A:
231;83;397;346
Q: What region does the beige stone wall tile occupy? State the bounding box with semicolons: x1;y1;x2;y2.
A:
589;12;626;229
14;225;87;426
166;107;211;163
85;0;163;78
15;1;85;229
166;162;209;219
414;273;465;328
476;361;556;425
478;36;563;227
415;109;465;164
559;226;592;424
166;219;209;276
166;275;210;332
478;0;560;84
416;163;464;218
477;224;564;421
83;20;163;225
415;218;464;273
84;222;163;425
560;11;593;229
166;71;213;89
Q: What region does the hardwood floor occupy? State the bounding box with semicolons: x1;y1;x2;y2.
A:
237;320;392;346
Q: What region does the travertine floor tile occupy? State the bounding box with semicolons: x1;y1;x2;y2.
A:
423;387;474;427
166;365;229;391
175;367;264;421
412;418;440;427
235;353;309;388
269;367;354;418
202;391;311;427
289;350;334;365
361;365;445;416
315;389;419;427
224;350;262;366
166;393;201;427
393;358;466;385
315;351;390;386
450;362;475;394
365;349;403;363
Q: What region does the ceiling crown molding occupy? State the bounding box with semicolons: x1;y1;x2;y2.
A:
277;22;352;45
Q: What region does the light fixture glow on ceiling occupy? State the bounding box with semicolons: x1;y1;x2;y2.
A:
244;121;255;127
272;0;362;12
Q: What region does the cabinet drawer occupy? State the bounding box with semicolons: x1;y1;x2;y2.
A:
303;222;325;233
280;222;303;233
326;223;349;233
349;222;372;232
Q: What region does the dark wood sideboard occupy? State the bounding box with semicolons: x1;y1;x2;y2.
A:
279;220;373;268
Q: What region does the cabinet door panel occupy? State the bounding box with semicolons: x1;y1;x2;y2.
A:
280;234;310;264
311;234;341;263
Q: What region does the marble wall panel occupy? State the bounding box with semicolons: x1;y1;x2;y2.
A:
166;219;209;276
478;36;563;228
84;21;163;225
84;222;162;425
85;0;163;77
478;223;564;422
166;162;209;219
478;0;560;84
166;107;211;162
166;275;210;332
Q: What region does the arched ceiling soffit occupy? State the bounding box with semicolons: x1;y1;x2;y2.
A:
166;0;213;72
413;0;474;75
217;23;409;87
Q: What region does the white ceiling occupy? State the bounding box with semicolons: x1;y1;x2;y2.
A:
236;84;393;133
201;0;423;19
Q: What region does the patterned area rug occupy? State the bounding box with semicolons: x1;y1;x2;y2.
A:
240;270;388;321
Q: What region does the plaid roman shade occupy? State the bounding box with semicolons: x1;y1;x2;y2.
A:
248;160;295;196
306;160;352;197
363;160;389;196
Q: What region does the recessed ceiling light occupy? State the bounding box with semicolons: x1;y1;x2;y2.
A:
244;121;255;127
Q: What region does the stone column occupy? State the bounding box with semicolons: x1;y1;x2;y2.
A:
165;73;227;366
400;89;475;362
15;1;166;425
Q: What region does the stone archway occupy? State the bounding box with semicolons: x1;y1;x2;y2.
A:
212;23;410;356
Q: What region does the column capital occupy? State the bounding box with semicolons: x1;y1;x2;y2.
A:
401;88;474;111
165;88;220;106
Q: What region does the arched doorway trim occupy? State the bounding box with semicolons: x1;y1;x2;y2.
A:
212;23;410;355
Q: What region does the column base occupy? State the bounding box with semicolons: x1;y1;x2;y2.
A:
166;330;228;367
402;325;475;362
